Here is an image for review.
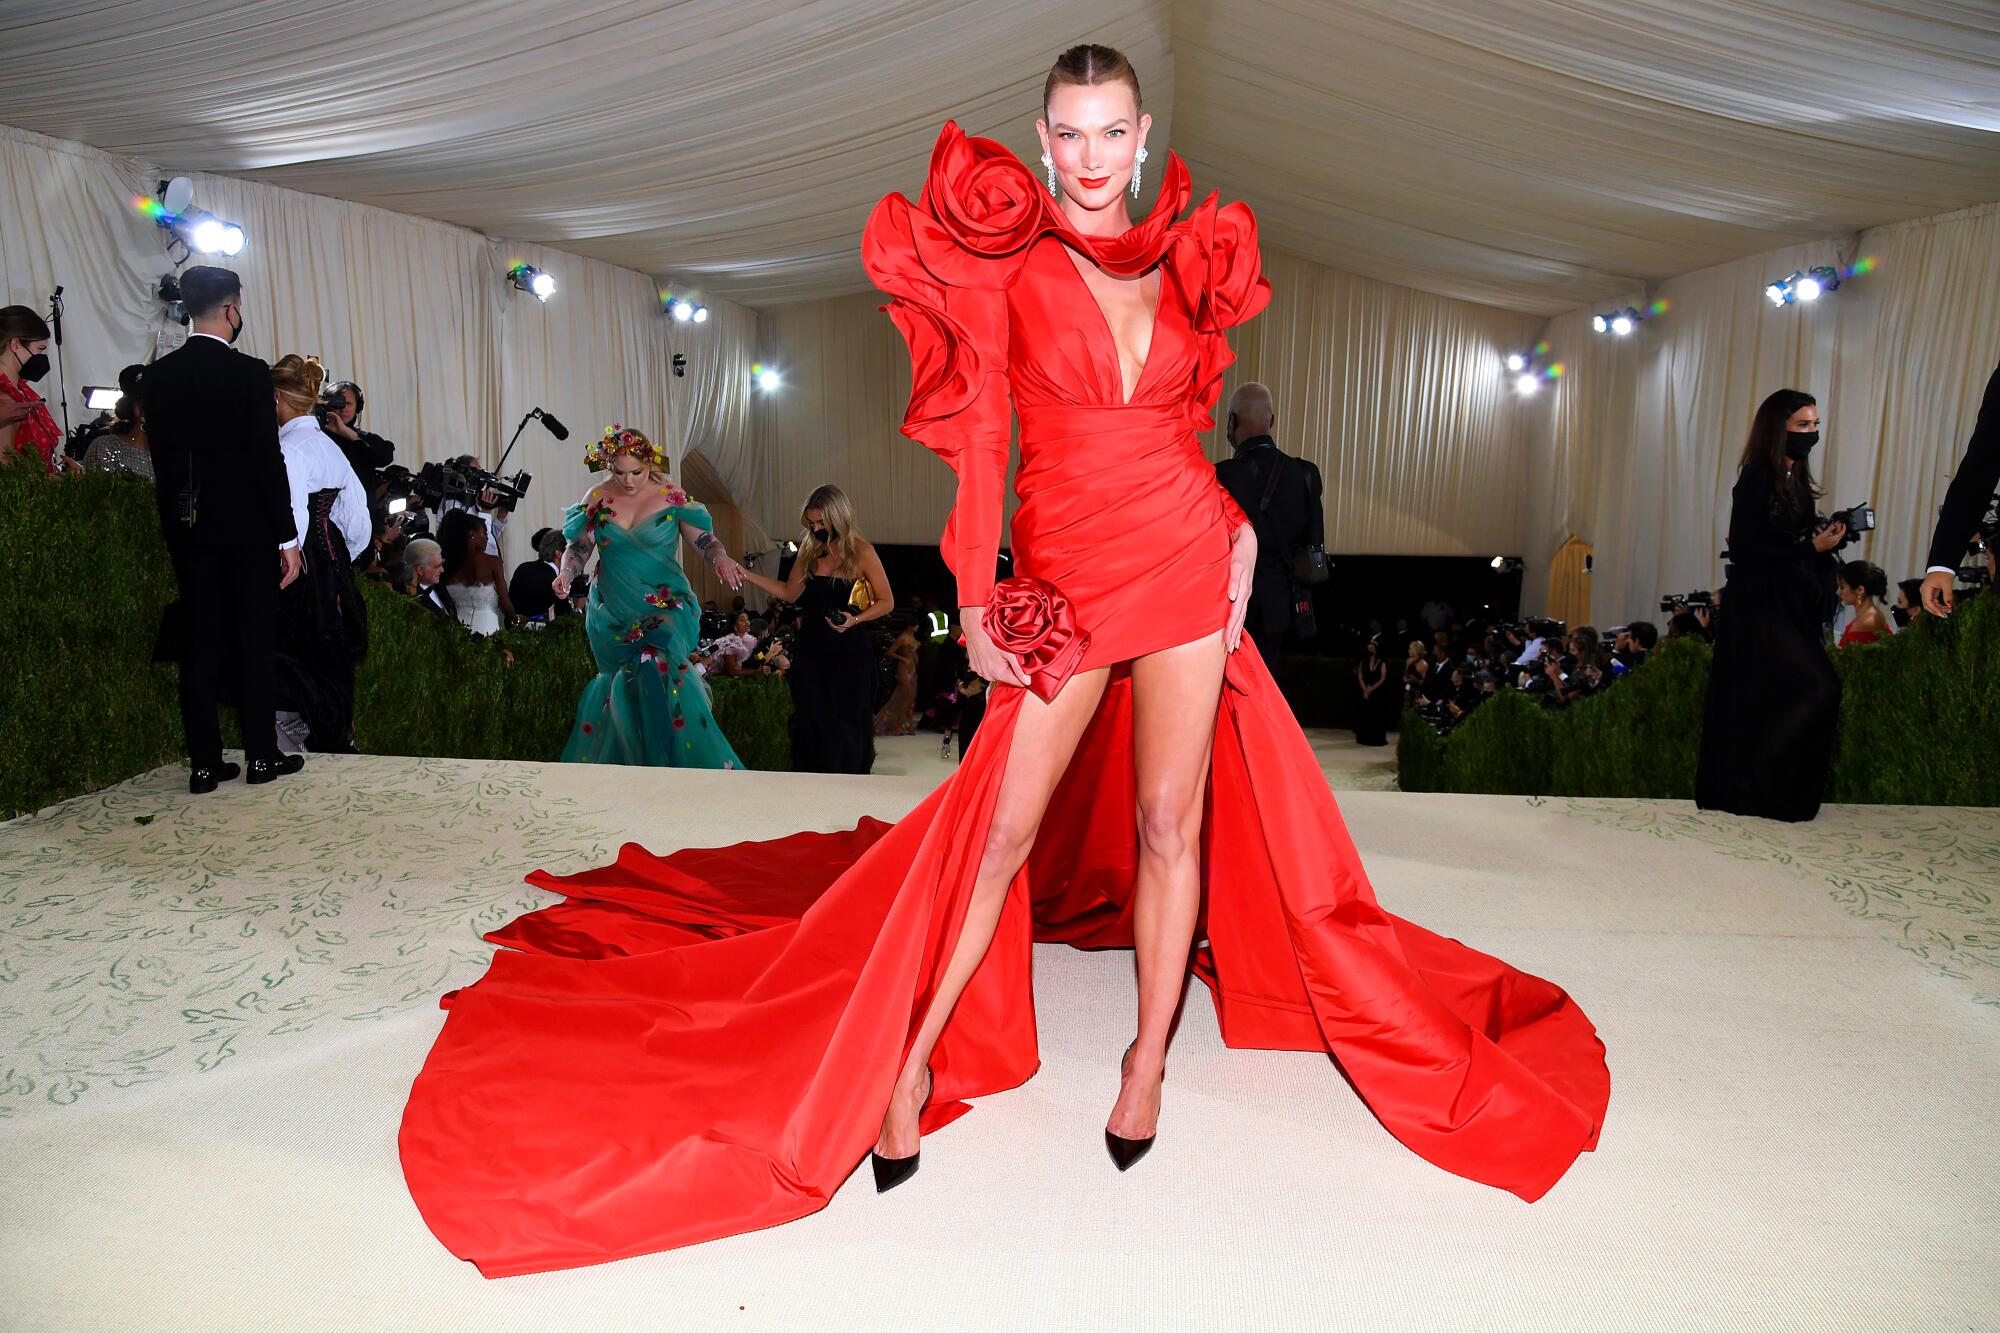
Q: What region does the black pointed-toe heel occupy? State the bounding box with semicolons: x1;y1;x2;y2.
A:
870;1067;932;1194
1106;1041;1163;1172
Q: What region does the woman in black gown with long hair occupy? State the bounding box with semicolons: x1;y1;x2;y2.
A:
1696;389;1847;821
736;485;895;773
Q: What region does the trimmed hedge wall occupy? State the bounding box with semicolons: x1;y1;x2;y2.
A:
0;463;790;818
1398;598;2000;805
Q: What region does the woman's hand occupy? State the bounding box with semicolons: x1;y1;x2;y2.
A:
1812;520;1847;553
961;607;1029;688
827;611;855;634
1224;523;1257;652
714;556;746;589
552;571;572;600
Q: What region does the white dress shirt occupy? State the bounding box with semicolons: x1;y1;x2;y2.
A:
278;414;371;561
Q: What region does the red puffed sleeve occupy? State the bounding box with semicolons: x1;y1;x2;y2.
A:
1171;196;1271;534
863;185;1020;608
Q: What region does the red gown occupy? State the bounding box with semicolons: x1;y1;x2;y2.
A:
399;124;1610;1277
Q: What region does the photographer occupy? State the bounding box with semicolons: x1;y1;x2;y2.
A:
1920;362;2000;616
316;380;396;498
1696;389;1843;822
1610;621;1657;678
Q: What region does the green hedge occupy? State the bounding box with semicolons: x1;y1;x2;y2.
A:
1397;599;2000;805
0;463;792;818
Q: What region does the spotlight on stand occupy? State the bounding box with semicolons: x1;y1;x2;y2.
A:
509;263;556;302
752;362;781;392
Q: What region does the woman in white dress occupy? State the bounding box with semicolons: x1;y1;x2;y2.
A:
437;507;513;635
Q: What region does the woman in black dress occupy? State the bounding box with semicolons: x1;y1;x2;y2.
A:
1352;638;1392;746
737;485;894;773
1696;389;1847;821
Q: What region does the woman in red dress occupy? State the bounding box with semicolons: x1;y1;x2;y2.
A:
399;45;1610;1277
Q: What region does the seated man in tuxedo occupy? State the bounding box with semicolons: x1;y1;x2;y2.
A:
509;527;569;621
141;266;305;793
1213;382;1324;666
1921;361;2000;616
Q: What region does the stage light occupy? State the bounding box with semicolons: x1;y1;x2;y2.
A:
1591;314;1608;334
753;362;780;392
1505;353;1526;373
1765;266;1843;308
509;263;556;302
1490;555;1506;570
692;305;709;323
671;298;695;322
1795;275;1823;302
1515;373;1540;396
158;176;195;217
1610;313;1634;336
1765;281;1790;306
84;386;121;410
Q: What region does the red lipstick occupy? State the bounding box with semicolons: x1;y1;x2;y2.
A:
1077;175;1110;190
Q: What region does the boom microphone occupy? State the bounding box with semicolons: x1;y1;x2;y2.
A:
538;410;569;441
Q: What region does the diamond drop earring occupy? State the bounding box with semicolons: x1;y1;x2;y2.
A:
1131;146;1149;199
1042;151;1058;197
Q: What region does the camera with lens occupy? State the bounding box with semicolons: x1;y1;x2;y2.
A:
1822;501;1875;549
311;389;348;429
1659;589;1714;615
1524;616;1566;640
414;457;533;514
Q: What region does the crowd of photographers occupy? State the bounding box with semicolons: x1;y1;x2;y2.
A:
1391;496;1996;738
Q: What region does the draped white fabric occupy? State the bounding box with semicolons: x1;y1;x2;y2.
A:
1526;202;2000;625
0;124;763;564
2;1;1994;315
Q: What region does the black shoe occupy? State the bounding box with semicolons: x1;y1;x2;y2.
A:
1106;1041;1162;1172
870;1067;932;1194
189;762;241;795
245;753;305;785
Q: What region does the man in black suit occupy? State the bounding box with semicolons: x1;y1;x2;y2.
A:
1214;382;1324;666
142;266;305;793
509;527;569;621
1921;362;2000;616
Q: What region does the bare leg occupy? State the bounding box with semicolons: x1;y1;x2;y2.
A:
874;666;1111;1160
1109;628;1228;1141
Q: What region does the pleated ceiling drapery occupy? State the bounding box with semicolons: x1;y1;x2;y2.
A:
0;124;764;565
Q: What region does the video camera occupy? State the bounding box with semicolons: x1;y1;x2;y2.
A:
1660;590;1714;615
415;457;532;514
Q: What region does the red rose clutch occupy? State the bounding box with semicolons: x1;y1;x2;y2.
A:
981;576;1091;703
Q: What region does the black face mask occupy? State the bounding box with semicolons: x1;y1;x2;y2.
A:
1892;605;1912;628
811;527;832;544
226;307;244;345
16;351;50;383
1784;429;1819;459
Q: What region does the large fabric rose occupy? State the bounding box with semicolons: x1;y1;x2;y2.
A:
923;122;1054;260
983;576;1091;703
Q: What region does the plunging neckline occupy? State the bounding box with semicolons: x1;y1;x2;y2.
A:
597;496;673;533
1060;243;1163;408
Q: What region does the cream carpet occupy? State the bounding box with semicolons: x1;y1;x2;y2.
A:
1;739;1994;1333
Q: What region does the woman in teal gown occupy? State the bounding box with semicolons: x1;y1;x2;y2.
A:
553;425;747;770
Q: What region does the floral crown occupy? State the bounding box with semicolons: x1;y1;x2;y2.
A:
584;423;669;472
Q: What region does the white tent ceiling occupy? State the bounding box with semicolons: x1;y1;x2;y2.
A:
4;0;1997;314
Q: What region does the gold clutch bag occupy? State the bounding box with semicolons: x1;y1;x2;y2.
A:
848;578;875;611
